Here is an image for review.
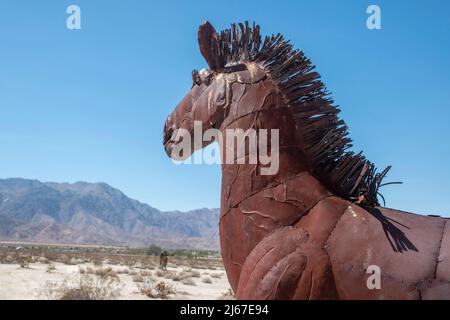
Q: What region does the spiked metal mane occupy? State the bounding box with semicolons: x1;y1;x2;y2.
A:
205;22;393;206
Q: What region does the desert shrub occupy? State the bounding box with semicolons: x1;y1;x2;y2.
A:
211;273;223;279
133;274;144;283
171;269;203;282
17;255;31;268
144;260;157;269
155;270;165;277
63;257;81;265
139;270;152;277
202;277;212;284
94;267;119;280
171;272;188;282
190;270;201;278
219;288;235;300
136;277;153;295
85;266;94;274
5;255;14;264
38;257;50;264
61;255;69;264
41;275;121;300
181;278;196;286
116;268;129;274
160;270;177;280
79;266;119;281
146;244;163;256
195;266;206;270
92;257;103;266
128;270;137;276
46;264;56;273
132;263;144;270
178;290;191;296
138;279;176;299
125;260;137;268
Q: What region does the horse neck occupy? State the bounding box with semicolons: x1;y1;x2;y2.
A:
218;78;333;224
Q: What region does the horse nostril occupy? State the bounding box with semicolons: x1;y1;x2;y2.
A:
163;125;174;145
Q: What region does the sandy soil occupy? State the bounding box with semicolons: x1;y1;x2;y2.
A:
0;262;232;300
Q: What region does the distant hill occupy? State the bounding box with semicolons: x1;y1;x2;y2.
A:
0;178;220;250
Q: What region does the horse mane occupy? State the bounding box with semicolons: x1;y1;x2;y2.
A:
215;21;392;206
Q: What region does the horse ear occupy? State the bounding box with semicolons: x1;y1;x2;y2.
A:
198;21;224;72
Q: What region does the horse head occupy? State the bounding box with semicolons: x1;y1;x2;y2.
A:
163;21;267;161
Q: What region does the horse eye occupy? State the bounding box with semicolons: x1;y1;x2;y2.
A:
192;69;201;87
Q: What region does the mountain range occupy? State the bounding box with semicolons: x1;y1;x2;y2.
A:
0;178;220;250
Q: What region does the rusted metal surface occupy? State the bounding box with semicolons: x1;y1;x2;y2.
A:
162;21;450;299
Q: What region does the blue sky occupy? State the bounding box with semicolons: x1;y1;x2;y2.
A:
0;1;449;215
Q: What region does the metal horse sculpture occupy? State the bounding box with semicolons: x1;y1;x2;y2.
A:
163;21;450;299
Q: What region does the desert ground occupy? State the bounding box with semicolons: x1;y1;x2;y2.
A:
0;242;233;300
